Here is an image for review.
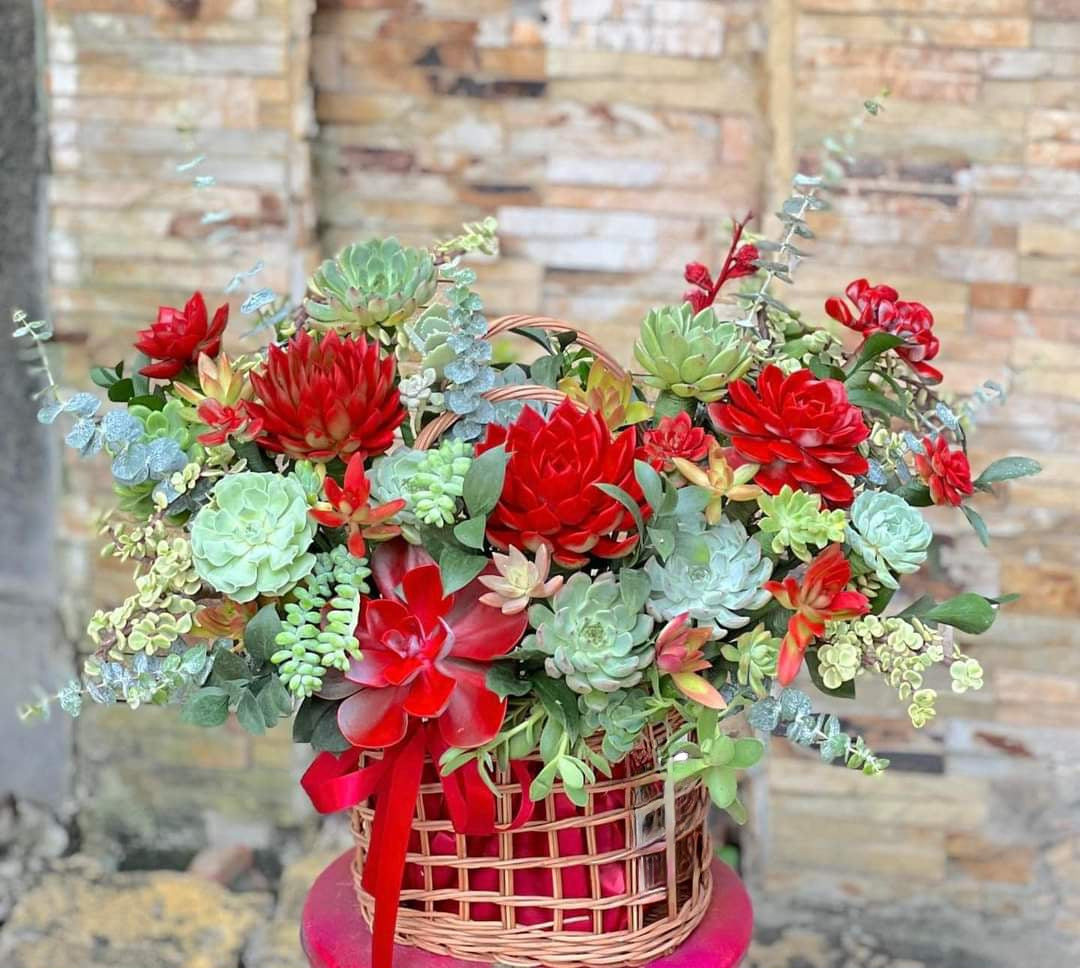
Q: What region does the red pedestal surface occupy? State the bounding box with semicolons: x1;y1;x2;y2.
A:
301;852;753;968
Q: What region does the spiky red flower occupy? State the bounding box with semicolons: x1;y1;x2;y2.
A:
655;613;726;709
708;364;870;508
477;399;648;569
764;544;870;686
135;291;228;379
247;329;405;462
310;454;406;558
195;400;262;447
639;412;711;472
914;435;974;507
336;541;528;750
825;278;943;383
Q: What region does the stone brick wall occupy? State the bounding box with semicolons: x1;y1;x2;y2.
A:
35;0;1080;937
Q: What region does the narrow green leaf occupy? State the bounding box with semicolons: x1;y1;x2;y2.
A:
924;593;998;635
846;387;906;420
634;459;664;514
962;504;990;548
236;689;267;735
845;332;905;379
594;483;646;546
292;696;332;743
975;456;1042;487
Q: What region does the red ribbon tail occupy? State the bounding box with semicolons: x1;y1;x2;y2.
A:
370;727;427;968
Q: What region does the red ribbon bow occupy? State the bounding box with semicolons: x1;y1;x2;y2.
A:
302;723;534;968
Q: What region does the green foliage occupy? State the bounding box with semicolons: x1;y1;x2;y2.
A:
634;304;754;401
305;237;437;337
756;485;846;562
580;689;653;764
720;624;779;698
271;546;370;698
434;216;499;259
747;688;889;775
439;262;497;440
974;456;1042;489
409;439;473;526
369;448;425;542
523;571;655;711
190;472;317;602
644;518;772;636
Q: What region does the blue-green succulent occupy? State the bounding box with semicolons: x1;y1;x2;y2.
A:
846;490;932;589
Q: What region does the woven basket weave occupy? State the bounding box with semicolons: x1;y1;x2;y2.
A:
350;721;713;968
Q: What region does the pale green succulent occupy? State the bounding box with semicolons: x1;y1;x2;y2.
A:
190;472;317;602
756;485;847;562
847;490;932;589
645;519;772;637
409;439;473;526
720;623;779;698
908;688;937;728
369;448;425;542
524;570;654;711
305;237;438;336
581;689;653;763
634;304;754;402
950;656;984;694
816;639;862;690
400;303;456;379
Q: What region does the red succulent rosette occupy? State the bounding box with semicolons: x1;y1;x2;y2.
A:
247;329;405;462
825;278;943;383
764;544;870;686
639;412;711;472
477;399;649;569
708;364;870;508
195;399;262;447
310;454;406;557
336;541;528;750
134;291;228;379
914;435;974;506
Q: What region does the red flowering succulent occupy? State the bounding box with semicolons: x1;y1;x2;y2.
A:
336;541;528;750
310;454;406;558
764;544;871;686
914;435;974;507
639;411;711;472
655;613;726;709
683;213;759;312
825;278;943;384
134;291;228;379
708;364;870;508
477;400;649;569
247;329;405;463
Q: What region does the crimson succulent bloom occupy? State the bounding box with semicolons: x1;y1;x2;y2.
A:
336;541;528;750
708;364;870;508
914;435;974;507
764;544;870;686
134;291;228;379
477;400;648;569
825;278;943;383
195;399;262;447
247;329;405;462
310;454;406;558
639;412;711;472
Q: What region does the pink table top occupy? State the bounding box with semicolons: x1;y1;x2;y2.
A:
301;851;753;968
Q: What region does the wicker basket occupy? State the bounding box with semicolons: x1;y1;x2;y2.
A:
350;720;713;968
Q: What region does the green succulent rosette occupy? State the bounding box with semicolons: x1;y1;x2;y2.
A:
581;688;653;763
305;237;437;336
524;570;655;711
369;447;426;543
190;472;317;602
757;485;847;562
400;302;456;379
847;490;932;589
645;518;773;637
634;303;754;402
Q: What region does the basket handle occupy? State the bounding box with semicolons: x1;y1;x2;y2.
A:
413;385;584;451
486;314;628;381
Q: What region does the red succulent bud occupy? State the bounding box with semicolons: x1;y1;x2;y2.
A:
825;278;943;383
639;412;711;473
728;243;760;280
764;545;870;686
134;291;228;379
708;365;870;508
913;435;974;507
684;261;713;289
310;454;406;558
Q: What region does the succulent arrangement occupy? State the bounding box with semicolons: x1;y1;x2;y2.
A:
17;166;1038;966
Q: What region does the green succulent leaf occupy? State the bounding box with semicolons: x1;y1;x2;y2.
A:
181;686;230;728
845;332;905;380
962;504;990;548
209;644;251;686
235;689;267;735
244;604;283;665
804;649;856;699
923;593;998;634
453;515;487;550
594;483;646;547
462;445;508;518
438;547;488;595
293;696;334;744
975;456;1041;488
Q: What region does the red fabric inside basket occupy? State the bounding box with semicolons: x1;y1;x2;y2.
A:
402;763;631;932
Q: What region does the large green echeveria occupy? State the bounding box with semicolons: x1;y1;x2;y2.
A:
524;570;654;711
190;472;317;602
847;490;932;589
305;237;437;337
634;304;754;402
645;518;772;637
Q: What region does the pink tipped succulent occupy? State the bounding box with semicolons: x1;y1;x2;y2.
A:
477;544;564;615
655;612;727;709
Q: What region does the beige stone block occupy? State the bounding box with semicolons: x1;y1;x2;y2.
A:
1034;19;1080;48
946;833;1038;885
1027;140;1080;169
800;0;1026;10
797;13;1030;47
546;73;758;114
1029;109;1080;142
